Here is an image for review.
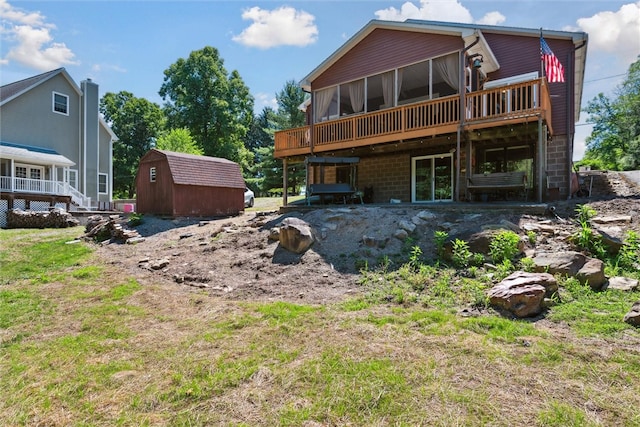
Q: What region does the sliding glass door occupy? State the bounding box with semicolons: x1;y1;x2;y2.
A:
412;154;453;202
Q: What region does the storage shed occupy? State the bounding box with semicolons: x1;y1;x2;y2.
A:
135;149;245;217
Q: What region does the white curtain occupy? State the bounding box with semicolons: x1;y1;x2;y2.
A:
396;68;404;102
348;80;364;113
314;86;337;122
434;53;460;91
381;71;394;108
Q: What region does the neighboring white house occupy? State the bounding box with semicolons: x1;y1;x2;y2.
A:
0;68;117;226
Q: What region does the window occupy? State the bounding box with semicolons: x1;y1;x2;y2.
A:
98;173;108;194
15;166;27;179
67;169;78;189
150;167;157;182
53;92;69;115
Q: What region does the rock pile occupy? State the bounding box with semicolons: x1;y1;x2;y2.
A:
84;214;144;244
6;208;79;229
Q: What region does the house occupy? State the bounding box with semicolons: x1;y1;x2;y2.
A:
274;19;588;204
135;149;246;217
0;68;116;226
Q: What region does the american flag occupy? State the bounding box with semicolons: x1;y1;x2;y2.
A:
540;36;565;83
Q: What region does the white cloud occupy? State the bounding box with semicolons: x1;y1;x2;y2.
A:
1;0;78;70
253;92;277;113
576;2;640;65
476;11;506;26
233;6;318;49
374;0;504;25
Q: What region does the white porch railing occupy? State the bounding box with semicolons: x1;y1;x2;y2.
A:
0;176;91;209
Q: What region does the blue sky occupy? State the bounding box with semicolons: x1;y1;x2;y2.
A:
1;0;639;160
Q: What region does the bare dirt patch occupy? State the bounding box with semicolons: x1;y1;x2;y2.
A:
94;173;640;304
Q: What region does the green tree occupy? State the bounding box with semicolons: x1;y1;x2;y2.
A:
274;79;307;129
583;57;640;170
100;91;165;198
155;128;203;155
274;80;308;193
159;46;254;165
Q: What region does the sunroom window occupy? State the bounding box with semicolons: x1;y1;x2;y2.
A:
339;79;365;116
314;87;338;122
312;51;460;123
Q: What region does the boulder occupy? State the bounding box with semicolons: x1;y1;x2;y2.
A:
607;277;639;292
488;271;558;318
362;235;388;248
393;229;409;240
278;218;315;254
398;220;416;233
415;210;436;221
623;301;640;327
595;226;625;254
532;251;586;276
576;257;607;290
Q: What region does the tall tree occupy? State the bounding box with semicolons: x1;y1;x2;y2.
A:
275;80;308;192
275;79;307;129
155;128;203;155
100;91;164;198
583;57;640;170
159;47;254;164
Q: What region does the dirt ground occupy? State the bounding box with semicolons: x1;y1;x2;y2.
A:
94;172;640;304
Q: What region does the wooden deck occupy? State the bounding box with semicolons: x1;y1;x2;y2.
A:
274;79;552;158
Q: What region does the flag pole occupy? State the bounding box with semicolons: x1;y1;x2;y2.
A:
540;28;544;80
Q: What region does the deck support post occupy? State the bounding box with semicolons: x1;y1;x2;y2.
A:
283;158;288;206
537;117;544;203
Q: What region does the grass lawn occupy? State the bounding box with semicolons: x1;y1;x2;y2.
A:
1;227;640;426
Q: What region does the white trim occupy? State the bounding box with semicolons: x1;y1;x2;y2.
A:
98;173;108;194
483;71;539;89
411;153;454;202
52;91;69;116
0;144;75;167
67;169;78;189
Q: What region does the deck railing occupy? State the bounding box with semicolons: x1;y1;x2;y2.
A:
0;176;91;208
275;78;552;157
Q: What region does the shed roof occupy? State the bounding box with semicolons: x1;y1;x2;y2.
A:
148;150;245;189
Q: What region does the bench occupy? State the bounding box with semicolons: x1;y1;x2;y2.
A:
467;171;528;201
308;183;362;205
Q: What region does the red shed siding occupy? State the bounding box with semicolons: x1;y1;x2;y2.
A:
482;32;575;136
172;185;243;217
313;29;463;89
136;158;174;215
135;150;245;217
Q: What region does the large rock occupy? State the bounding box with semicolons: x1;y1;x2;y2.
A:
595;225;625;254
533;251;586;276
576;258;607;290
623;301;640;327
488;271;558;318
607;276;639;292
278;217;315;254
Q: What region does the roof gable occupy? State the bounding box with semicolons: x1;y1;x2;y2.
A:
143;149;245;189
0;68;82;107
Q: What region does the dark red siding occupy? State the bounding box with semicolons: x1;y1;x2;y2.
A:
482;32;575;136
136;157;174;215
313;29;463;89
172;185;243;217
135;150;244;217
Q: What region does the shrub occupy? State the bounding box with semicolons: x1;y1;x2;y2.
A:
489;230;521;264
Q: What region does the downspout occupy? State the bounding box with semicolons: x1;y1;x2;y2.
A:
567;40;587;199
457;34;480;202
